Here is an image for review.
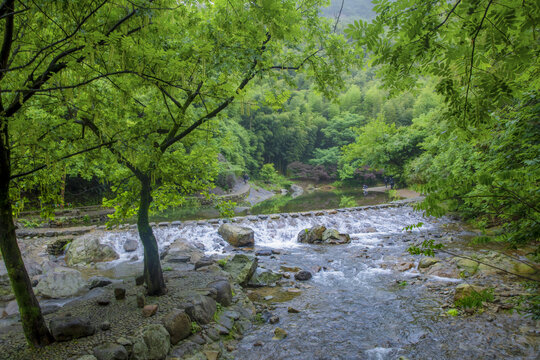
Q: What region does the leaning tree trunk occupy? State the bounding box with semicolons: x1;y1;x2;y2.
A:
137;176;166;295
0;138;54;347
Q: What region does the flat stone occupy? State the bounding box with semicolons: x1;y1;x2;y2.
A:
49;316;95;341
158;222;170;227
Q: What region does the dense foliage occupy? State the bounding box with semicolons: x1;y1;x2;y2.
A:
344;0;539;247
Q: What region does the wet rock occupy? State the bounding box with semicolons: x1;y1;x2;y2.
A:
249;269;283;287
294;270;312;281
162;309;191;345
207;279;233;306
255;249;273;256
123;240;138;252
140;324;170;360
65;236;119;266
280;265;301;272
418;257;440;268
272;327;287;340
287;307;300;313
297;225;325;244
222;254;258;287
269;315;279;324
88;276;113;289
321;228;351;244
142;304;158;317
297;226;350;244
49;316;95;341
35;266;88;298
100;321;111;331
395;262;414;272
93;342;128;360
184;295;217;325
218;223;255;247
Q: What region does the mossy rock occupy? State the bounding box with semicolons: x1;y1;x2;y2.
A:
514;262;537;276
456;258;479;276
418;257;440;269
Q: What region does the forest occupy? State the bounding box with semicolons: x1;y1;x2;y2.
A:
0;0;538;354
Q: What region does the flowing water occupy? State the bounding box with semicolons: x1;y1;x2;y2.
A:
77;204;540;359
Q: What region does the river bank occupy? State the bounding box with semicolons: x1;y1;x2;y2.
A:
1;198;538;359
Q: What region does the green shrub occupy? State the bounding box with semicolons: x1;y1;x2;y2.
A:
455;288;494;309
339;195;357;208
191;321;201;334
259;164;279;183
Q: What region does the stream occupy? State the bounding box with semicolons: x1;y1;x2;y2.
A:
93;203;538;359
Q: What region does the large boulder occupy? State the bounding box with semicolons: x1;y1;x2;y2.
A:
141;324;170;360
162;309;191;345
49;316;95;341
161;238;204;264
297;225;326;244
65;236;119;266
184;295;217;325
222;254;258;286
93;342;128;360
207;279;233;306
321;229;351;245
218;224;254;247
297;226;350;245
36;266;88;298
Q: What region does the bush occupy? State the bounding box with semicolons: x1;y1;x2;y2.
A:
259;164;279;183
455;288;494;309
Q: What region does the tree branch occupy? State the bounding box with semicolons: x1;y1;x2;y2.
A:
464;0;493;122
10;140;115;180
0;0;14;83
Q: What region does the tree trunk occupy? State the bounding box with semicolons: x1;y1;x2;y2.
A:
137;176;166;295
0;136;54;347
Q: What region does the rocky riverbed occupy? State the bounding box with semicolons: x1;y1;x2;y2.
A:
1;200;539;359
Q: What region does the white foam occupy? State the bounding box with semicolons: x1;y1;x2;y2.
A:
365;347;394;360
